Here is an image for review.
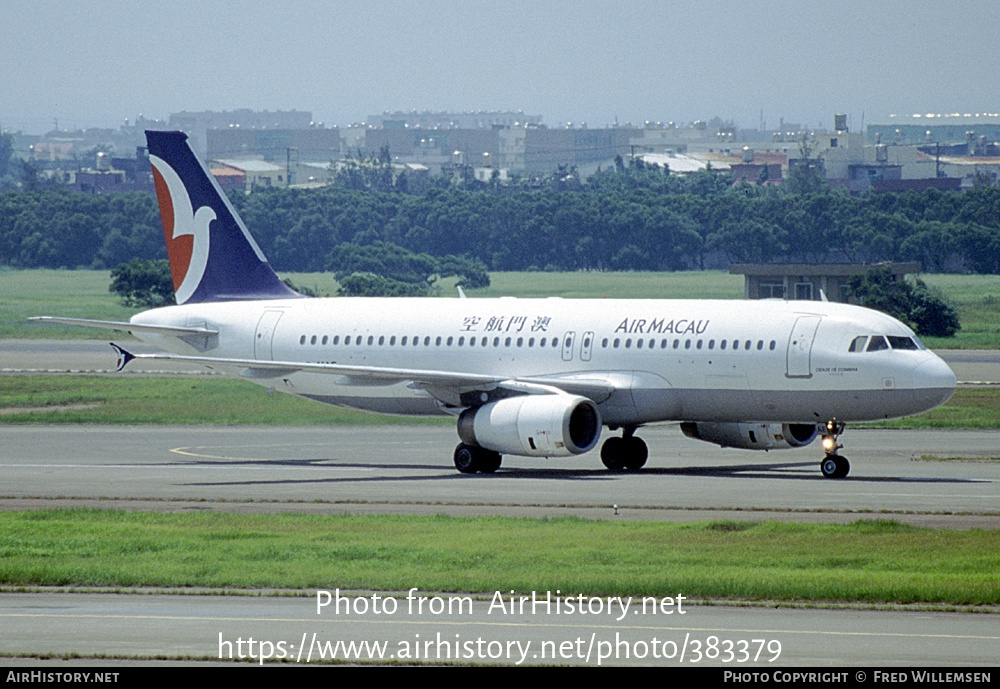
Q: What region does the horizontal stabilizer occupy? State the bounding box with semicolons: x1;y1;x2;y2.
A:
30;316;217;338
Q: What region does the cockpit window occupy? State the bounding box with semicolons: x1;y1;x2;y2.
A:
888;336;919;350
851;334;923;353
866;336;889;352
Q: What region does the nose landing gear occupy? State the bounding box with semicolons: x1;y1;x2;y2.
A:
820;420;849;479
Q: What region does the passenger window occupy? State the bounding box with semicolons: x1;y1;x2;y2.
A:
867;336;889;352
849;336;867;352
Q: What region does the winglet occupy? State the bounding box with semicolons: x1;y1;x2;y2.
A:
110;343;136;372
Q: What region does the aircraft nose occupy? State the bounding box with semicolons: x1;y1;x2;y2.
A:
913;355;957;408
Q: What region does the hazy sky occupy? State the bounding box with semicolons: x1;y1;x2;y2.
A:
4;0;999;134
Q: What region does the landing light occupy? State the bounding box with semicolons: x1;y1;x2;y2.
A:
822;436;836;452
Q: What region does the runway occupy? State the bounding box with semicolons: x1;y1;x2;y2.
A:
2;425;999;526
3;590;998;666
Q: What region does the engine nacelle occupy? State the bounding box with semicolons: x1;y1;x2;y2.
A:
679;422;820;451
457;395;601;457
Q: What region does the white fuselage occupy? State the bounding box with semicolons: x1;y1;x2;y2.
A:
131;296;956;426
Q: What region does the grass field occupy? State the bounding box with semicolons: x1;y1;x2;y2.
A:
1;510;997;605
1;375;995;429
5;268;1000;348
0;375;446;425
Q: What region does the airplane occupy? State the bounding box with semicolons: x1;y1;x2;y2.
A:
32;129;957;479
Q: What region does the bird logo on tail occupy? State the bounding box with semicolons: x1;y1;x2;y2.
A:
150;154;213;305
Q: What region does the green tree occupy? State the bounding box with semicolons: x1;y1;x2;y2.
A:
337;272;429;296
109;258;174;308
848;266;959;337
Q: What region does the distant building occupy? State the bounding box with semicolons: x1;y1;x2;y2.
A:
365;110;542;130
208;164;246;191
168;109;316;156
522;126;634;174
206;127;340;163
868;113;1000;147
730;263;921;303
785;115;960;194
211;159;287;190
360;120;636;175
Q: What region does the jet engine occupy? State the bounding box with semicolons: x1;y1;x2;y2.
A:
457;395;601;457
679;422;820;451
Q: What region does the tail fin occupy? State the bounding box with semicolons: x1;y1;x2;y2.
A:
145;130;299;304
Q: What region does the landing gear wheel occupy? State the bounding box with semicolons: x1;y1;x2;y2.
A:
601;437;625;471
454;443;502;474
623;436;648;470
454;443;479;473
820;454;850;479
479;450;502;474
601;435;648;472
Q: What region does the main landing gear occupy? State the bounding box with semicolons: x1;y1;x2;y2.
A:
601;426;648;472
454;443;502;474
820;420;850;479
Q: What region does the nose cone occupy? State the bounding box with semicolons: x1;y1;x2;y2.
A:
913;355;957;411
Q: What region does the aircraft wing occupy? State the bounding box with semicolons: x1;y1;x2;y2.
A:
108;344;617;404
